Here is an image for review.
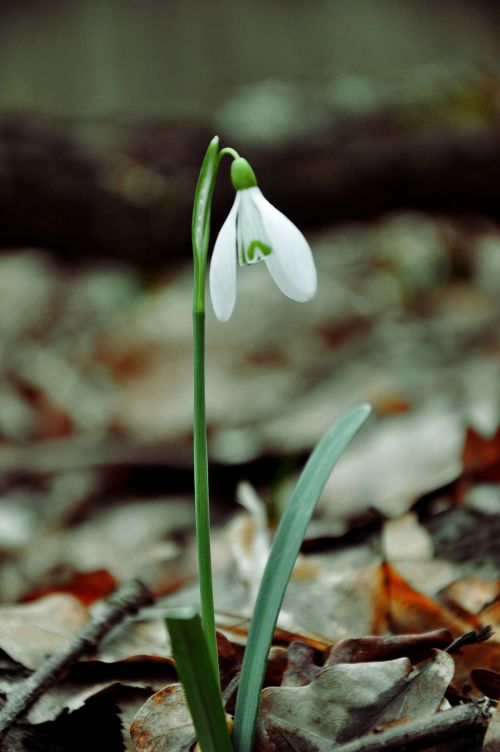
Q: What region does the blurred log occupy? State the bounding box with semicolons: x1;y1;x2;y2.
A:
1;72;500;266
0;115;214;266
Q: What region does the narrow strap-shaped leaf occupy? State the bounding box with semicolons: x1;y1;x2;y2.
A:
232;403;371;752
192;135;220;266
166;608;233;752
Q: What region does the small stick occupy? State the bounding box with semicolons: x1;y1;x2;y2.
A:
0;578;154;742
331;703;490;752
446;625;494;654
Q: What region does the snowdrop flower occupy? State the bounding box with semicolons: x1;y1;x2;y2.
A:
209;157;317;321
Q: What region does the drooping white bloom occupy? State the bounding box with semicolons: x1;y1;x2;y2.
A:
209;158;317;322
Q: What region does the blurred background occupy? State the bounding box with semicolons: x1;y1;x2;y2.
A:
3;0;500;118
0;0;499;602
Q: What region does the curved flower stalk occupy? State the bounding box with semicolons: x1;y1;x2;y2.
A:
165;138;370;752
209;157;317;321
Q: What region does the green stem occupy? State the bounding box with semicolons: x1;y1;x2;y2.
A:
218;146;240;162
190;138;240;691
193;304;219;683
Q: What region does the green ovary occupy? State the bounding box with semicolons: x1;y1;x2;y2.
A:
245;239;272;263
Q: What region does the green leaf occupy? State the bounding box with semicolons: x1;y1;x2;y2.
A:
232;403;371;752
166;608;233;752
192;135;220;265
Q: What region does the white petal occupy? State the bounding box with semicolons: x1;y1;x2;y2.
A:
209;194;240;321
237;189;271;265
252;189;317;302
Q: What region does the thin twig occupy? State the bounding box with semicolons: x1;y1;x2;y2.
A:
222;673;240;707
445;625;494;654
332;703;490;752
0;578;154;742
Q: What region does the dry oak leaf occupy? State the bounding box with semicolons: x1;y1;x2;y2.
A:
281;630;452;689
327;629;452;666
483;701;500;752
453;640;500;693
256;650;454;751
130;683;194;752
462;425;500;481
129;634;237;752
379;565;500;690
380;562;479;636
472;668;500;700
0;593;88;669
22;568;117;606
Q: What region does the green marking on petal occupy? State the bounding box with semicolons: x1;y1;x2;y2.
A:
245;240;272;264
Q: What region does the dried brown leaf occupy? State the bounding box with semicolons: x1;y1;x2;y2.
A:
23;568;117;606
381;563;478;635
441;577;500;616
471;668;500;700
453;641;500;691
462;426;500;481
281;642;320;687
327;630;452;666
258;650;454;751
364;650;455;732
217;631;240;693
258;657;412;751
130;683;194;752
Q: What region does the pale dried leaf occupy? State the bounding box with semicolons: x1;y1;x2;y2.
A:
257;657;412;750
321;405;463;520
281;642;320;687
382;512;434;562
441;578;500;616
257;651;454;751
227;482;271;606
390;559;460;599
466;484;500;515
0;594;88;669
364;650;454;731
483;702;500;752
98;617;175;663
130;683;194;752
27;679;157;724
281;560;382;640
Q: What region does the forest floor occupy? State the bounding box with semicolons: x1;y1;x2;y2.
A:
0;210;498;750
